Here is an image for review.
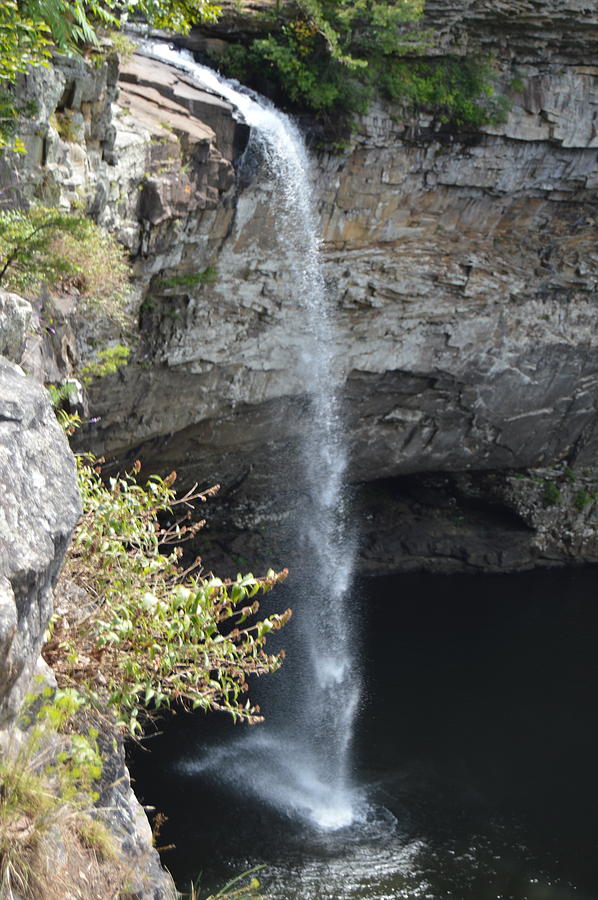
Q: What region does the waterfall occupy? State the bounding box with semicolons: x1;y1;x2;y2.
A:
143;42;361;831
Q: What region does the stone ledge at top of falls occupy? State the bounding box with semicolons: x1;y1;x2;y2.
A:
115;53;247;234
11;46;249;272
118;54;250;165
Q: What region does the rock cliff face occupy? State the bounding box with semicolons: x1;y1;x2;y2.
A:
0;355;80;723
12;0;598;574
314;0;598;483
0;299;174;895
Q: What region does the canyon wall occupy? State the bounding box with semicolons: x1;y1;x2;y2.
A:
1;8;595;890
9;0;598;574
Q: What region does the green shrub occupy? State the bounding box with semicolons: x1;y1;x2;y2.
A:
0;205;134;326
379;56;510;126
104;29;136;62
78;344;130;384
52;224;133;315
0;685;132;899
157;265;218;290
48;381;78;409
0;206;91;291
0;205;122;293
574;488;595;511
542;480;561;506
215;1;507;134
46;457;291;735
51;111;80;143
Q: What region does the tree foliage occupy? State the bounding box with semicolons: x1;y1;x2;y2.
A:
126;0;222;32
0;206;91;287
45;456;291;735
20;0;222;53
0;205;132;319
22;0;118;53
0;1;52;152
0;0;222;149
0;2;51;84
380;55;510;127
218;0;507;134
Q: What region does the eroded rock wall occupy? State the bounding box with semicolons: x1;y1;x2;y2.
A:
76;5;598;479
318;77;598;480
9;1;598;574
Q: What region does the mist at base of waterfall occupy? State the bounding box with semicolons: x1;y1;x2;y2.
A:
129;566;598;900
176;731;359;831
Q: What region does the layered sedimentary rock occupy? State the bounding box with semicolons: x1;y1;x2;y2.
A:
12;0;598;573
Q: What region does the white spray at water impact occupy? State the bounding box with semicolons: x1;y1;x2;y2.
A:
144;42;362;830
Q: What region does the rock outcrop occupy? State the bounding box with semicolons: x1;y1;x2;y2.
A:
10;1;598;574
0;357;80;723
355;464;598;575
0;329;173;894
0;291;32;363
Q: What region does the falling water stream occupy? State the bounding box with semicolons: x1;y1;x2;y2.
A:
130;45;598;900
142;42;363;831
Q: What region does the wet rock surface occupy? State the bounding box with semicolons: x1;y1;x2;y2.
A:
183;464;598;579
355;465;598;574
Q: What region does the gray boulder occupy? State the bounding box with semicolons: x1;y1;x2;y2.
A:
0;357;81;724
0;290;33;364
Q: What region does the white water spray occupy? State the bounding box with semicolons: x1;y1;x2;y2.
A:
143;42;361;830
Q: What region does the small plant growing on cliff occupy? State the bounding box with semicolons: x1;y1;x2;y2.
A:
46;457;291;735
50;111;81;143
157;266;218;290
78;344;131;384
0;204;134;328
48;381;78;409
542;480;561;506
0;687;132;899
105;29;136;61
574;488;595;512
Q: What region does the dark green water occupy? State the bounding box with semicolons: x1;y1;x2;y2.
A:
129;566;598;899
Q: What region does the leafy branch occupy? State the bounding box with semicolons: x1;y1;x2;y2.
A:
0;0;223;150
217;0;508;135
45;456;291;735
